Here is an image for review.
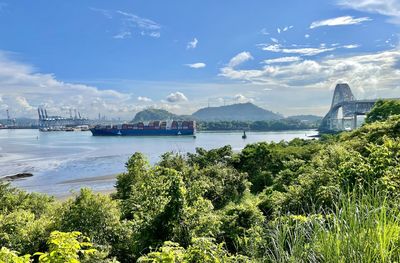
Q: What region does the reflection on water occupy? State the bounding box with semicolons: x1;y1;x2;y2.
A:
0;129;318;197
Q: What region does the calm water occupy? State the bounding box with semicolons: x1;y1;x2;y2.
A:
0;129;318;197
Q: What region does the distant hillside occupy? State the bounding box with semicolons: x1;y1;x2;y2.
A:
132;109;177;122
192;103;283;121
287;115;323;122
132;109;192;122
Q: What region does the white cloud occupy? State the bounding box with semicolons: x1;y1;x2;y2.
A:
263;56;302;64
15;96;34;111
305;34;310;39
270;38;279;43
234;94;254;103
277;25;293;34
113;31;131;39
338;0;400;24
260;44;336;56
283;25;294;32
227;51;253;68
219;48;400;98
166;92;188;103
343;44;360;49
137;96;152;102
0;51;145;118
92;8;161;39
310;16;371;29
186;62;206;69
187;38;198;49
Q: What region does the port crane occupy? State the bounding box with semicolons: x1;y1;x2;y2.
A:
6;109;16;127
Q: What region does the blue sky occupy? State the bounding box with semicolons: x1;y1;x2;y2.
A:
0;0;399;119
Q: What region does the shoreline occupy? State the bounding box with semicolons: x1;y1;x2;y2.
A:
59;174;118;184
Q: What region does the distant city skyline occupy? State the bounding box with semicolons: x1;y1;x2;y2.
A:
0;0;399;119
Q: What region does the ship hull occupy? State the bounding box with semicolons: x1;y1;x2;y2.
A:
90;128;195;136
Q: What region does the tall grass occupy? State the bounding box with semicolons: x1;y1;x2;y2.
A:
314;190;400;263
263;190;400;263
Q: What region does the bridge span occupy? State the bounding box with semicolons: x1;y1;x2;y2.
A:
319;83;385;132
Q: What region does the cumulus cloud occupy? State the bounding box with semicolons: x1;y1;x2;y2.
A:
187;38;198;49
220;48;400;97
137;96;152;102
234;94;254;103
186;62;206;69
338;0;400;24
310;16;371;29
166;92;188;103
0;51;143;118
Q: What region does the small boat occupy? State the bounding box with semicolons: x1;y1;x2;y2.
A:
242;131;247;139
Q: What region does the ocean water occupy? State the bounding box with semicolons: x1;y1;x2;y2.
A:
0;129;318;197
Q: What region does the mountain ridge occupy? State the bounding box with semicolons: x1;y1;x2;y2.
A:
132;103;283;122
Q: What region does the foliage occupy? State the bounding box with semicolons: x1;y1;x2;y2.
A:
59;188;130;261
132;109;177;122
0;247;31;263
313;191;400;263
138;238;249;263
34;231;97;263
365;99;400;124
3;111;400;262
115;152;150;201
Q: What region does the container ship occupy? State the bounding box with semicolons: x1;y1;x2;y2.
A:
90;120;196;136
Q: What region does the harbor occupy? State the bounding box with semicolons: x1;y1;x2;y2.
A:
0;128;318;197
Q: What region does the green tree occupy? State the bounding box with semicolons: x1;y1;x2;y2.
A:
35;231;97;263
0;247;31;263
59;189;130;261
115;152;150;201
365;99;400;124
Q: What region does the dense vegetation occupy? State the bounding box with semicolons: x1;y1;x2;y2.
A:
132;103;284;123
192;103;283;121
197;119;318;131
1;102;400;262
365;99;400;124
132;109;190;123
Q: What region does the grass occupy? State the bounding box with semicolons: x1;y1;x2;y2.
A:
263;189;400;263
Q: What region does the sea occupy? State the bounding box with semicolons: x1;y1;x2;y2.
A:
0;129;318;198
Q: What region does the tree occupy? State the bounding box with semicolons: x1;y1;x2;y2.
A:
35;231;97;263
58;189;130;261
115;152;150;201
365;99;400;124
0;247;31;263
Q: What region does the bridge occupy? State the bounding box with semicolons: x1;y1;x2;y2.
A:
319;83;377;132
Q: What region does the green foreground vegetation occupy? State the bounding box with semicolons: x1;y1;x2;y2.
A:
1;100;400;262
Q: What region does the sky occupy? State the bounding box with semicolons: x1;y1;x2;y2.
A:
0;0;400;119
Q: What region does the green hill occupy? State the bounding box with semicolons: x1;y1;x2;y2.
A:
132;109;177;122
192;102;283;121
